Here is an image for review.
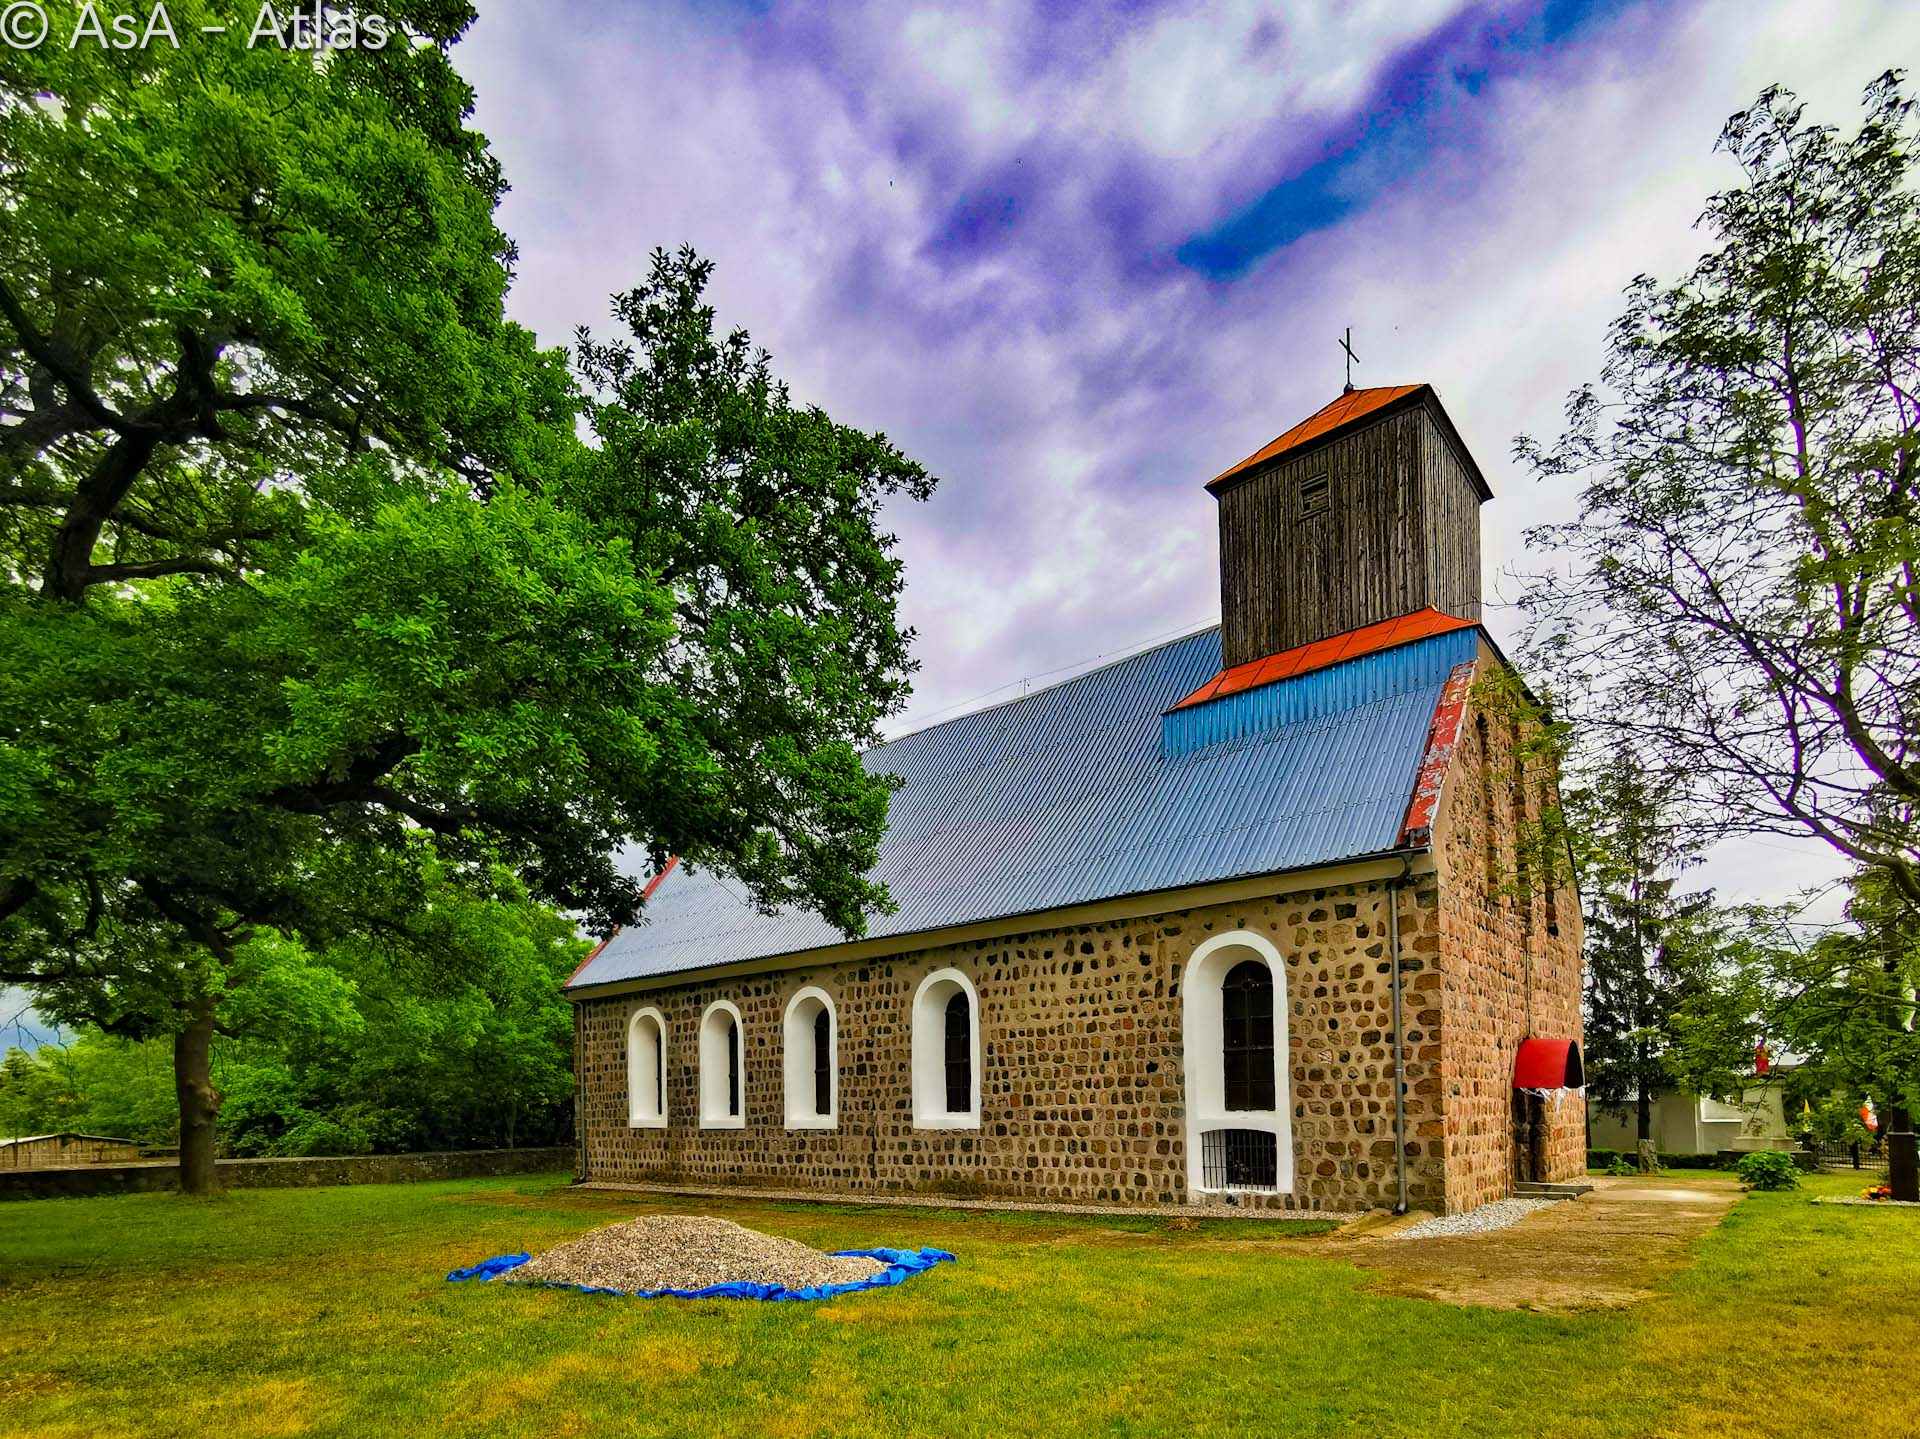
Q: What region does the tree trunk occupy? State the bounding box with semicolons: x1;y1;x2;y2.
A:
1635;1077;1652;1143
1887;1103;1918;1203
174;999;221;1195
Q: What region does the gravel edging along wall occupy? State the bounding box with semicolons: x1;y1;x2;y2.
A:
580;1178;1363;1222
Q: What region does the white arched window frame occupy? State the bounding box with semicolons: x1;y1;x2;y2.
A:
1181;931;1293;1195
626;1006;667;1129
782;986;839;1130
911;967;980;1130
698;999;746;1129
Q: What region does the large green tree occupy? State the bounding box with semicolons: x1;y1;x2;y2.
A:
1518;74;1920;1196
1574;745;1716;1152
215;871;584;1156
1667;868;1920;1164
0;8;934;1191
2;874;584;1156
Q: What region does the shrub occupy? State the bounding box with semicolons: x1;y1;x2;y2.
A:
1659;1152;1727;1170
1605;1155;1637;1177
1587;1148;1621;1169
1735;1150;1800;1191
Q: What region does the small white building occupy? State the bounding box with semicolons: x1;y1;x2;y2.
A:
1587;1086;1792;1156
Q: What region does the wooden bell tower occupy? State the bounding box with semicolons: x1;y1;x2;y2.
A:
1207;383;1490;670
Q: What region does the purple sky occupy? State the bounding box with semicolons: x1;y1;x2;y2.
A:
457;0;1917;919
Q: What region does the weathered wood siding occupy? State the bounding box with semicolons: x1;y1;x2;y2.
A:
1420;416;1484;627
1216;399;1481;668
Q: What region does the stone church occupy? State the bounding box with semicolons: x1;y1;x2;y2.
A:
566;383;1587;1215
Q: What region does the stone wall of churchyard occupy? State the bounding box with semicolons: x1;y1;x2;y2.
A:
0;1146;574;1201
0;1134;144;1169
1432;663;1588;1212
575;879;1462;1214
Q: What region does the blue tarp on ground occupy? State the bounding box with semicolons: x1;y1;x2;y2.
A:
445;1246;954;1302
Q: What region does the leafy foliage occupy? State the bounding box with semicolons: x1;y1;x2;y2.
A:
1571;744;1721;1131
0;17;935;1187
1734;1149;1801;1191
1517;73;1920;909
1789;1086;1879;1151
1676;868;1920;1124
1;880;583;1153
1;1035;176;1142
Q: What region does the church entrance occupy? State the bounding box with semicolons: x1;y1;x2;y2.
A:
1511;1090;1546;1186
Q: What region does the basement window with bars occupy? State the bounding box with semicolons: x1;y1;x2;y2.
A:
1297;470;1330;521
1201;1129;1279;1191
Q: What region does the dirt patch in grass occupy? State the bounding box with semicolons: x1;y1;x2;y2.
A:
1324;1175;1741;1312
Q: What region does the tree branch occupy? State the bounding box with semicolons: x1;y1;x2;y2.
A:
0;274;131;434
85;557;235;584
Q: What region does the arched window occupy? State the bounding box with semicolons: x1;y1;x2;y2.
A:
782;986;838;1129
814;1008;831;1113
727;1019;740;1115
1181;932;1292;1196
698;1000;746;1129
1478;713;1501;906
1221;960;1275;1112
912;968;980;1129
626;1007;667;1128
944;992;971;1112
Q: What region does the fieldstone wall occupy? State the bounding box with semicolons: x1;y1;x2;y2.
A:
0;1146;573;1202
0;1134;144;1169
1432;663;1588;1211
576;879;1456;1213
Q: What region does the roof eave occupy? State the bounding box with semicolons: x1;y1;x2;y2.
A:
562;845;1435;999
1205;385;1493;502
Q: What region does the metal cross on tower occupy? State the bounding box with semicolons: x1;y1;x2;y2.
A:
1339;328;1359;393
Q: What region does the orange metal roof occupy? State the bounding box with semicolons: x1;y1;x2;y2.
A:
1208;384;1428;492
1168;607;1476;712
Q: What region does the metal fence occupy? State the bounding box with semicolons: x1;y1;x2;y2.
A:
1814;1142;1890;1176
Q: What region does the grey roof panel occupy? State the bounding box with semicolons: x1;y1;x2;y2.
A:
569;625;1469;989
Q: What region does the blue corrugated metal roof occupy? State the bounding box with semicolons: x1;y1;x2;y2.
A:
568;625;1468;990
1162;627;1477;757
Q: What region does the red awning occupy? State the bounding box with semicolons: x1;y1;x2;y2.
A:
1514;1037;1584;1089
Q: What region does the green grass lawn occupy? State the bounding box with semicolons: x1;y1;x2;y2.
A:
1;1172;1914;1438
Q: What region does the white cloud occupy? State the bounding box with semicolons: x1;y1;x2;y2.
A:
460;0;1914;908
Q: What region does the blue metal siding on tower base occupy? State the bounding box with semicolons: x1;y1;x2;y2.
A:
568;626;1471;990
1160;627;1477;758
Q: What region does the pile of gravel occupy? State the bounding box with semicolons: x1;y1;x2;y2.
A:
1394;1197;1557;1240
503;1215;887;1293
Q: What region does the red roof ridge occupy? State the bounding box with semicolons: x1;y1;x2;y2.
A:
1208;383;1429;492
1167;608;1476;713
